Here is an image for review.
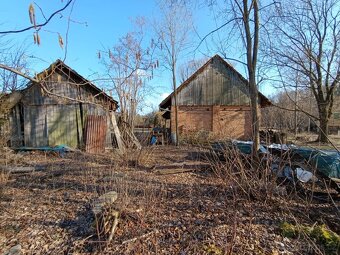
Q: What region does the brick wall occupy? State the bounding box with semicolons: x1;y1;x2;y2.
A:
171;106;213;133
170;105;252;140
212;105;252;140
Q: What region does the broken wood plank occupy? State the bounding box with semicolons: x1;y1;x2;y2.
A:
0;165;45;174
154;168;195;175
155;162;210;170
93;191;119;242
108;111;125;154
92;191;118;215
126;129;142;150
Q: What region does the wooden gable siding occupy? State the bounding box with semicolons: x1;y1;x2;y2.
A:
174;57;250;106
22;73;108;107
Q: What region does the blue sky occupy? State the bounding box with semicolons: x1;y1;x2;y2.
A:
0;0;275;113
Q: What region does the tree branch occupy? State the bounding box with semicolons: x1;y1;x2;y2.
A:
0;0;73;34
0;63;38;83
194;18;240;52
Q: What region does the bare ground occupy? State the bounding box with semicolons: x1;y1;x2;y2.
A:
0;146;339;254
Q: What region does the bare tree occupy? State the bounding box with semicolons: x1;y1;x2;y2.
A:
0;45;29;94
101;19;157;147
262;89;318;132
267;0;340;142
226;0;261;154
154;0;193;145
200;0;262;155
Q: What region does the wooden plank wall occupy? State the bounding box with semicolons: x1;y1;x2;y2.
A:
9;105;23;147
46;104;80;148
17;71;113;148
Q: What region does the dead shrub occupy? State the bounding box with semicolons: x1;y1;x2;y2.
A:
179;130;215;145
135;146;157;168
208;146;279;200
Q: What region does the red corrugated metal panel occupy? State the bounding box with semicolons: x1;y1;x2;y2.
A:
84;115;107;153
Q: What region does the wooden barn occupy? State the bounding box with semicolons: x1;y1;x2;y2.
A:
8;59;118;153
159;54;271;141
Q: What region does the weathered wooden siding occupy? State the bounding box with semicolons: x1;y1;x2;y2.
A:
20;102;111;148
174;57;250;106
23;105;46;147
9;105;23;147
22;73;108;107
46;104;80;148
16;70;114;148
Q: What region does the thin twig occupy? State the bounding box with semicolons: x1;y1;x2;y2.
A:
121;229;158;245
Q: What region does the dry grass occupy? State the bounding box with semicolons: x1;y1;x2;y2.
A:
288;132;340;150
0;170;9;183
0;146;339;254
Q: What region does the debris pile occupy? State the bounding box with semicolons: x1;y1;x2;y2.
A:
92;191;119;242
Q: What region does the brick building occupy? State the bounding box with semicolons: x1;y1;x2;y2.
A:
159;54;271;141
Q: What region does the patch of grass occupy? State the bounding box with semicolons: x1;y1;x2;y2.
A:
203;243;223;255
310;225;340;254
280;222;299;238
281;222;340;254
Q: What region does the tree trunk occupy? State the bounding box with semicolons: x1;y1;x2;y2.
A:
318;108;329;143
249;74;260;154
242;0;260;156
294;82;298;137
172;62;179;146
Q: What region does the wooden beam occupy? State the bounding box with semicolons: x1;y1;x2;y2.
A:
108;111;125;153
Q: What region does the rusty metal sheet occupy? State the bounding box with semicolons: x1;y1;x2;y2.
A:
84;115;107;153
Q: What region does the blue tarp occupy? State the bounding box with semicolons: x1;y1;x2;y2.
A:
288;147;340;179
15;145;73;157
